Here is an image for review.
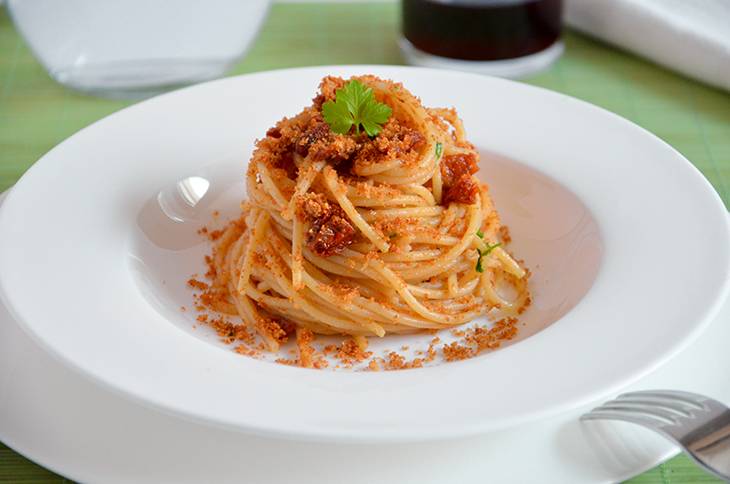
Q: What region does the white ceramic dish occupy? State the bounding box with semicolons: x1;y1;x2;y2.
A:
0;66;728;443
1;194;729;482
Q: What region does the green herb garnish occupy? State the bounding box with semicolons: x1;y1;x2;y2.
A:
322;80;392;137
475;230;500;273
435;142;443;160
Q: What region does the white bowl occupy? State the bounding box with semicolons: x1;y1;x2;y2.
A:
0;66;728;443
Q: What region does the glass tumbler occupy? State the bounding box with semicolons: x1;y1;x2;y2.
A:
7;0;271;98
400;0;564;78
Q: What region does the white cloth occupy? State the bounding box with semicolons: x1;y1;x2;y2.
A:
565;0;730;91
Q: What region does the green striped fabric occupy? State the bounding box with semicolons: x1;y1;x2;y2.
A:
0;2;727;483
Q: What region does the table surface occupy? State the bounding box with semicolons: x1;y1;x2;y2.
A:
0;2;728;483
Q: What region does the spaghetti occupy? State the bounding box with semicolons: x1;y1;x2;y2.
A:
199;75;530;359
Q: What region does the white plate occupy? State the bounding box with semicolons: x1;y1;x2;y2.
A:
2;197;729;484
0;66;728;442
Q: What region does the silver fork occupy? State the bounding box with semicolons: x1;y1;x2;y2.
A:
581;390;730;481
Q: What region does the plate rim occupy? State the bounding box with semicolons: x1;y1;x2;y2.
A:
4;219;712;484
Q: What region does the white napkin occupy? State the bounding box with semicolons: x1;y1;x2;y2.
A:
565;0;730;91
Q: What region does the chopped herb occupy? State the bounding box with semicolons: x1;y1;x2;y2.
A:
322;80;392;137
475;248;485;272
476;229;484;238
435;142;443;160
475;242;501;273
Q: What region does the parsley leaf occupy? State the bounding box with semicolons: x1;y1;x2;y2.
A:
475;241;501;273
322;99;353;135
435;142;443;161
360;100;392;136
322;80;392;137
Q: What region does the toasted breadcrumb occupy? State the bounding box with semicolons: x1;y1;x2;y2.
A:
443;342;474;362
336;338;373;365
499;225;512;244
296;328;316;368
187;278;208;291
383;351;424;370
235;344;259;357
367;359;381;371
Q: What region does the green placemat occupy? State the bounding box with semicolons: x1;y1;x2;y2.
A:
0;2;728;483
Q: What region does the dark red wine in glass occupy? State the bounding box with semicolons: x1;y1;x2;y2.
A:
402;0;563;62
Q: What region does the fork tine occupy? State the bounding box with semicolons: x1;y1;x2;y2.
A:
617;390;706;410
580;410;671;430
609;398;693;417
590;403;677;425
